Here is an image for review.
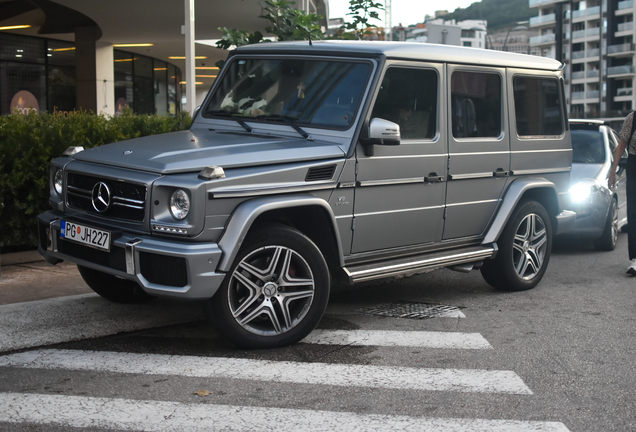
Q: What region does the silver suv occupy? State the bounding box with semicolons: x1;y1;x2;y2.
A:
38;41;574;348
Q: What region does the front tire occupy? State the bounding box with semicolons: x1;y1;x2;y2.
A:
206;224;330;349
594;198;618;251
77;265;154;303
481;200;552;291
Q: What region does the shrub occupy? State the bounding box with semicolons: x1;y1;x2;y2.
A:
0;109;191;253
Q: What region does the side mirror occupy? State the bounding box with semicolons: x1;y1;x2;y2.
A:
361;118;401;156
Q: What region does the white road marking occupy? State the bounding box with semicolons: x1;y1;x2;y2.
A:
303;329;492;349
0;393;571;432
0;349;532;394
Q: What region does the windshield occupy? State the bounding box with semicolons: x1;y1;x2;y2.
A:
570;129;605;164
203;58;372;130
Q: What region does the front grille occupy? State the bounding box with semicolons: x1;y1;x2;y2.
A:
139;251;188;287
57;239;127;272
66;172;147;222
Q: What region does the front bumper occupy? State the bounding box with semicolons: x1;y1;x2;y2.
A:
37;211;226;300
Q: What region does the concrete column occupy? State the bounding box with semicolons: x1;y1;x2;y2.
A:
184;0;196;114
75;25;100;112
95;42;115;116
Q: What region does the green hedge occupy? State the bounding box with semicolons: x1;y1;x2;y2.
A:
0;109;191;253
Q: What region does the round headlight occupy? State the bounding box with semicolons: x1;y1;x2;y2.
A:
54;169;63;195
170;189;190;220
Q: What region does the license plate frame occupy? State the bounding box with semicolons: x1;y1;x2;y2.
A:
60;220;111;252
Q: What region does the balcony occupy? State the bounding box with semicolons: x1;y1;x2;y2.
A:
617;87;633;97
587;70;600;78
530;33;556;45
572;51;586;59
572;9;586;19
607;65;635;76
618;0;634;11
587;48;600;58
572;91;586;100
587;27;600;37
530;13;555;27
571;71;586;80
618;21;634;33
572;29;587;39
608;42;636;55
586;5;601;16
586;90;600;99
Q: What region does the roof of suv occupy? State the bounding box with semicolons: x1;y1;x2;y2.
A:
233;40;564;71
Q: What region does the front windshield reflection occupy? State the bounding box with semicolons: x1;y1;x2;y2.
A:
204;58;371;130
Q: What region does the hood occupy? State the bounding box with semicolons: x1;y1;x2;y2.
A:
72;129;346;174
570;163;603;184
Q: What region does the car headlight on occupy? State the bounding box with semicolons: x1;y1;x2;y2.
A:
569;179;599;204
169;189;190;220
54;169;63;195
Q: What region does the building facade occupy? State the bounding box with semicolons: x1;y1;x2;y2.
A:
530;0;635;122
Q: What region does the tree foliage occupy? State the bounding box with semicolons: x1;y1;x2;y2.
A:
340;0;384;40
445;0;532;32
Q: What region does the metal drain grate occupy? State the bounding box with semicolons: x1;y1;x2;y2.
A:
357;301;465;319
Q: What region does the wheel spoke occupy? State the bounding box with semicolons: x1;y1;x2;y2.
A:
237;299;283;334
276;289;315;329
230;271;263;317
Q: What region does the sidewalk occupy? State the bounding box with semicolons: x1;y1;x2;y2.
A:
0;252;92;305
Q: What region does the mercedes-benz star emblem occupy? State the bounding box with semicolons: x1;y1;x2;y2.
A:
91;182;111;213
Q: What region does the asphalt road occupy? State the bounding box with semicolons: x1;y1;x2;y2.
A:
0;232;635;431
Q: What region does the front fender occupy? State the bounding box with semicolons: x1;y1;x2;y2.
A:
217;194;344;272
482;178;559;244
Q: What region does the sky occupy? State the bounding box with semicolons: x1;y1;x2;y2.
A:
328;0;479;28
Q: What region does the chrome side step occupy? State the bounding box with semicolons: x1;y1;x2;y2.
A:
342;244;497;284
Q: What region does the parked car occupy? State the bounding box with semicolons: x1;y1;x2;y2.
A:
567;119;627;250
38;41;574;349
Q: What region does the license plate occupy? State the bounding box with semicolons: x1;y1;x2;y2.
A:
60;220;111;251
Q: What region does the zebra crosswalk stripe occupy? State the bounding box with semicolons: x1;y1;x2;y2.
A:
0;349;532;394
0;393;571;432
302;329;492;349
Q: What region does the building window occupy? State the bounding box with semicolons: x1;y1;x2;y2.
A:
463;41;472;47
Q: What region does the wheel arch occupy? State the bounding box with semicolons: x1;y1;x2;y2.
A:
217;195;344;272
483;178;560;244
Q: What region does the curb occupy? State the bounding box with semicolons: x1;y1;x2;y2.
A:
1;250;43;267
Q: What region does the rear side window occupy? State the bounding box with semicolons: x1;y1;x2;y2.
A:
514;77;563;137
370;67;438;140
451;71;501;138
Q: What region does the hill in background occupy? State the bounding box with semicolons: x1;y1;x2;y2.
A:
444;0;533;31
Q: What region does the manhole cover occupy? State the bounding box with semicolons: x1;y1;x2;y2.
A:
357;301;465;319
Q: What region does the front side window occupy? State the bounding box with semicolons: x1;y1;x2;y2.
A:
370;67;438;140
204;58;371;130
451;71;502;138
514;76;563;137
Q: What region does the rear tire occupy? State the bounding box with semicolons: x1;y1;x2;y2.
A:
594;198;618;251
205;224;330;349
481;200;552;291
77;265;154;303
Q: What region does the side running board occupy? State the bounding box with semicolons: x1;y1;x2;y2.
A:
342;244;497;284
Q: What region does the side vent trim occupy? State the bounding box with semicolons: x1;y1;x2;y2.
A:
306;165;336;182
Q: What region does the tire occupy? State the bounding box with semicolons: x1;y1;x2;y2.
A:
594;198;618;251
481;200;552;291
205;224;330;349
77;265;155;303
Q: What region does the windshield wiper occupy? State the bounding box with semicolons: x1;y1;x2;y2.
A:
206;109;253;133
256;115;310;140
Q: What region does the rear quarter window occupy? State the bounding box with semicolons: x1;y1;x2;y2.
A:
513;77;564;137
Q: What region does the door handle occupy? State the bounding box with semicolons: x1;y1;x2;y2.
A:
425;173;445;183
493;169;510;178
